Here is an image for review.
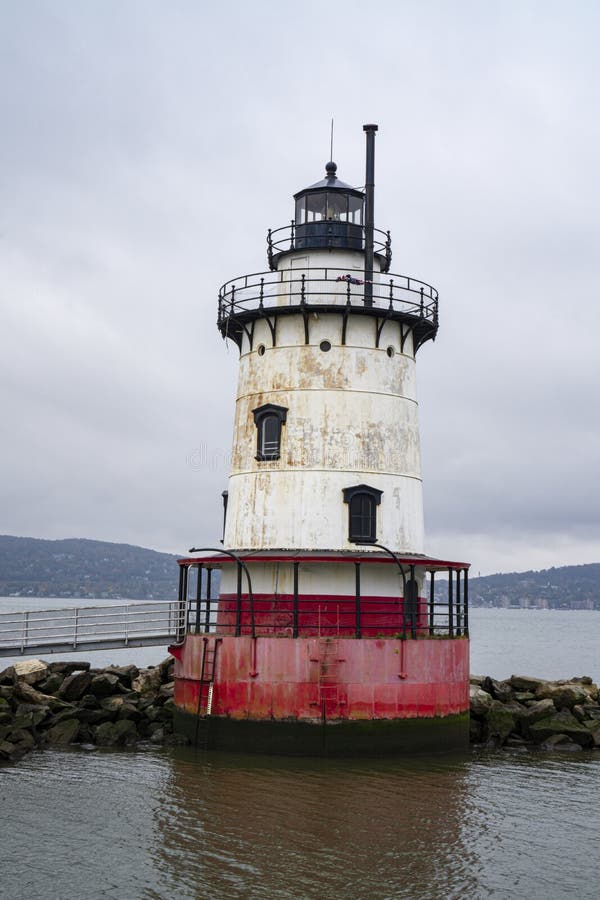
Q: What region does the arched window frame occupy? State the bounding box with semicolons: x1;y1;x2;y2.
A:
342;484;383;544
252;403;288;461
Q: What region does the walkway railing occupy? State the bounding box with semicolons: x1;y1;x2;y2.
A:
218;266;438;327
0;601;184;658
267;223;392;271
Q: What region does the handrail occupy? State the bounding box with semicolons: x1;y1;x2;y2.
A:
0;600;183;657
266;223;392;271
186;548;256;639
218;266;438;327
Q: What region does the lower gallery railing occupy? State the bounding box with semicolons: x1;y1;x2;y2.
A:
176;562;469;643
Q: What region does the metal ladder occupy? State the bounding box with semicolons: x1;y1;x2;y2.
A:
194;638;219;749
318;637;340;711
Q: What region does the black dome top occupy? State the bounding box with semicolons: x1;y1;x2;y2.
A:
294;162;363;198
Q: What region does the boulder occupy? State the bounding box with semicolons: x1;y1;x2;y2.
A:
157;657;174;681
158;681;175;700
38;674;64;695
89;673;120;698
528;709;593;747
12;659;49;685
509;675;548;692
79;694;100;710
100;696;127;713
12;704;51;729
103;665;139;686
581;719;600;747
76;708;115;725
483;677;513;703
469;675;485;686
470;686;493;717
7;728;36;751
539;734;582;752
47;707;81;726
58;670;93;701
95;719;137;747
116;703;141;723
484;700;517;744
0;666;15;685
519;698;556;727
0;739;17;759
13;681;52;705
48;661;91;675
46;718;80;745
513;692;536;703
535;682;593;709
132;668;162;696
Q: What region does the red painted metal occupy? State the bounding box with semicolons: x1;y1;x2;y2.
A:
172;634;469;723
176;552;471;570
215;592;429;636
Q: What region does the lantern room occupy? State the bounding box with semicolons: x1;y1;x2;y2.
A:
293;161;364;252
267;161;392;272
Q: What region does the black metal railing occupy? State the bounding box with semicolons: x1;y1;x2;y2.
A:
177;562;468;642
267;223;392;272
217;266;438;329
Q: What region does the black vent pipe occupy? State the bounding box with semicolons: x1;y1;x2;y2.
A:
363;123;378;307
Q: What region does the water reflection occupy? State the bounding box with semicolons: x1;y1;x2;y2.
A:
150;749;480;899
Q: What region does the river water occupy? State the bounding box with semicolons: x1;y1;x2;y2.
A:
1;603;600;898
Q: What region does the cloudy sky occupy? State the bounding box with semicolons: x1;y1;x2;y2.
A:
1;1;599;575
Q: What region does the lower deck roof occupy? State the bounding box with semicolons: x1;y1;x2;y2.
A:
178;549;469;571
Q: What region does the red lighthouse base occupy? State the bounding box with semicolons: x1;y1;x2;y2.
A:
170;634;470;756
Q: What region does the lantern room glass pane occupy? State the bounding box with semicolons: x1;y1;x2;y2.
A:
295;197;306;225
348;194;363;225
325;192;349;222
305;192;327;222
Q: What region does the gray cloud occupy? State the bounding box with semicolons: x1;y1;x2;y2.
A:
1;1;598;574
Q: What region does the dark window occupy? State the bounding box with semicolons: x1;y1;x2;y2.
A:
343;484;383;543
252;403;288;461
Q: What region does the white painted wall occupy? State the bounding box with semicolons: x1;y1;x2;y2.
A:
223;245;425;554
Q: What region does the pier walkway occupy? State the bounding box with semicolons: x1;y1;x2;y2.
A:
0;601;183;658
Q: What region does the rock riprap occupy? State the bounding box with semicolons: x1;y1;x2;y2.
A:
0;657;178;762
470;674;600;751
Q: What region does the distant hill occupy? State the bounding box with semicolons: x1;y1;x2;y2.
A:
468;564;600;610
0;535;180;600
0;535;598;609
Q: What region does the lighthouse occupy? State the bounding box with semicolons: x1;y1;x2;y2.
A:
170;125;470;755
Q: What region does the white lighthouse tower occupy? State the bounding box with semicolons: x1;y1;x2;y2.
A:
171;126;470;755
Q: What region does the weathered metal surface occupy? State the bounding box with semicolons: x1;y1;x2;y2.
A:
225;309;424;553
173;633;470;722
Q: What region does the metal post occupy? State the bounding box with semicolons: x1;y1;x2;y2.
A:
456;569;462;636
195;564;203;634
464;568;469;636
182;565;189;636
448;568;454;637
177;565;186;641
73;608;79;649
355;562;361;639
220;490;228;544
21;610;29;654
363;123;378;307
429;571;435;636
409;564;416;639
293;561;299;638
235;563;242;636
205;567;212;632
